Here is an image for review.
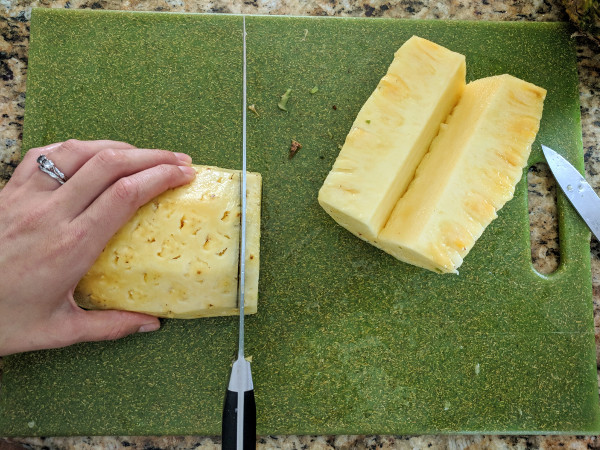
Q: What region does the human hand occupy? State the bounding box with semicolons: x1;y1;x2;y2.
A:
0;139;196;356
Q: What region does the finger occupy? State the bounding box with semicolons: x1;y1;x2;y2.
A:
17;139;138;190
73;164;196;263
59;148;193;217
18;140;135;180
0;307;160;355
73;309;160;343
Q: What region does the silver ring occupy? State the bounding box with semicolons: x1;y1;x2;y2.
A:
37;155;67;185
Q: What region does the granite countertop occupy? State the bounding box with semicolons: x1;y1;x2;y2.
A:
1;0;599;448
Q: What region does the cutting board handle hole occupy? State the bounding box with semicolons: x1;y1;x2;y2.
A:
528;162;560;274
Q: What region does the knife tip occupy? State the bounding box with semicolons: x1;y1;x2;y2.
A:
540;144;555;158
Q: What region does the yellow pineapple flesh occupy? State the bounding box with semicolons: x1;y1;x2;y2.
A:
318;36;466;241
75;165;262;318
376;74;546;273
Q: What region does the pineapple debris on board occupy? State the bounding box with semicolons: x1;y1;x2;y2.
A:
376;75;546;274
75;165;262;318
318;36;466;242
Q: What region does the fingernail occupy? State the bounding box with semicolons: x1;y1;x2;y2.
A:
179;165;196;177
138;322;160;333
175;152;192;164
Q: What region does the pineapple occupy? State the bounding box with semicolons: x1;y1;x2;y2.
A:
75;165;262;318
318;36;466;241
376;75;546;273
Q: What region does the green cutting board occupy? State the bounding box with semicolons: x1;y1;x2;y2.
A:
1;8;598;436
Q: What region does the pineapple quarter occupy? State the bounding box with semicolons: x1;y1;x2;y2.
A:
377;74;546;273
318;36;466;241
75;165;262;318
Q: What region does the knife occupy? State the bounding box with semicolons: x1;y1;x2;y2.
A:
221;16;256;450
542;144;600;240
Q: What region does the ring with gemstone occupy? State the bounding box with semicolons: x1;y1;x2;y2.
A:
37;155;67;185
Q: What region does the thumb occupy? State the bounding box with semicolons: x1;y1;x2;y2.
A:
73;309;161;343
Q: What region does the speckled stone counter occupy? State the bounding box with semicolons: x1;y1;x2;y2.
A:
1;0;599;448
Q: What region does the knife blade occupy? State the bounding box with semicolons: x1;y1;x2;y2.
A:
542;144;600;240
221;16;256;450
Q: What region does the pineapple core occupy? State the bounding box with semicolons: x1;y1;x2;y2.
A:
377;75;546;273
318;35;466;241
75;165;262;318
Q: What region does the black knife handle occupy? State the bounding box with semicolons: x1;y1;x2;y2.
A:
222;389;256;449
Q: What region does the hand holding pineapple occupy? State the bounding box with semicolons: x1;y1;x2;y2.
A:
0;140;196;355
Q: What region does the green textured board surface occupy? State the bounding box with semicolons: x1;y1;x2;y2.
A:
1;8;598;436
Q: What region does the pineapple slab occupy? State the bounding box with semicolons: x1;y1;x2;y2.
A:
376;74;546;273
75;165;262;318
318;36;466;241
